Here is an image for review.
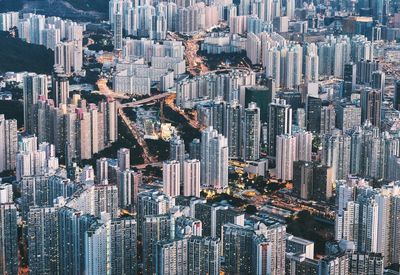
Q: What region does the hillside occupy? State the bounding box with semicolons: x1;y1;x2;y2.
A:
0;31;54;74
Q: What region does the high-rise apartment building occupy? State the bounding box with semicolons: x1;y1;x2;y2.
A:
156;238;188;274
142;214;173;275
117;169;140;210
113;12;123;50
0;203;18;275
0;115;17;172
243;102;261;161
28;207;59;275
117;147;130;171
200;127;228;189
187;236;220;275
183;159;200;197
96;158;108;184
276;134;296;181
23;73;48;133
163;160;181;197
360;88;382;128
226;100;243;159
268;99;292;157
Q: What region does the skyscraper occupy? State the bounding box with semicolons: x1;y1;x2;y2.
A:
276;134;296;181
99;99;118;144
96;158;108;184
222;224;255;275
344;62;357;97
83;216;137;275
28;207;59;275
293;130;312;162
163;160;181;197
371;70;385;92
336;103;361;133
117;148;130;171
189;138;201;160
243;102;261;161
84;222;108;275
226;100;243;159
321;133;351;181
51;68;69;107
183;159;200;197
23;73;48;133
268;98;292;157
292;161;314;200
169;135;185;163
306;96;322;133
0;115;17;172
156;238;188;274
117;169;140;210
223;221;286;275
109;217;137;275
169;135;185;179
209;134;229;189
201;127;228;189
243;82;275;123
187;236;220;275
137;190;174;226
394;80;400;111
142;214;173;275
58;207;97;275
304;43;319;84
320;105;336;135
312;164;334;201
0;203;18;275
113;12;123;50
360;88;382;128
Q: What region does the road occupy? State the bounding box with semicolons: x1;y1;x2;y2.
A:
168;32;209;76
96;78;130;99
118;92;175;164
119;108;157;164
120;92;173;108
164;94;200;129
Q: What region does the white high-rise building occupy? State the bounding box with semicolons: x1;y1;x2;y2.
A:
201;127;218;187
318;35;351;77
285;0;295;19
183;159;200;197
0;11;19;31
84;216;138;275
0;183;13;203
282;43;303;89
304;43;319;84
276;134;296;181
246;32;262;64
55;40;83;75
210;134;229;189
293;131;312;162
85;222;108;275
264;47;281;89
117;169;140;210
163;160;181;197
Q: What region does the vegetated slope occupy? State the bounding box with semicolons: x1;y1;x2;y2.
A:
64;0;109;13
0;0;23;12
0;31;54;74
